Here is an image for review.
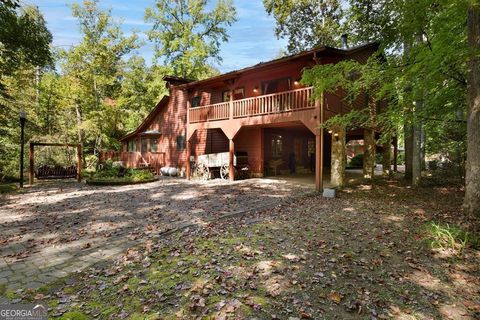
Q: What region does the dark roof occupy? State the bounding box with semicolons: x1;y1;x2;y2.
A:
120;95;169;141
179;41;379;89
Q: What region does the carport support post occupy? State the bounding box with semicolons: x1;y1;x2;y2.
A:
229;139;235;181
29;142;34;185
186;139;191;180
315;132;323;192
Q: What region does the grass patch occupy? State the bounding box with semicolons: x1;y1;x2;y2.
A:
0;183;18;194
423;222;478;254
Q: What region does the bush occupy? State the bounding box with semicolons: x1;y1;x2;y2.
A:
349;153;363;167
87;167;155;185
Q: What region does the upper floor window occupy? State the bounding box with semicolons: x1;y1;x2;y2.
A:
222;88;245;102
262;77;291;95
191;96;201;108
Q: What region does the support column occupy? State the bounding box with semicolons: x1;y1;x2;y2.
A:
29;143;34;185
315;133;323;192
77;144;82;182
186;139;191;180
393;136;398;172
330;126;346;188
363;128;376;179
229;139;235;181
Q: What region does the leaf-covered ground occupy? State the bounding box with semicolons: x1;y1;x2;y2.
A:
10;178;480;319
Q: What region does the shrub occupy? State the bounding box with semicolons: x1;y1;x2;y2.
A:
349;153;363;167
87;167;155;185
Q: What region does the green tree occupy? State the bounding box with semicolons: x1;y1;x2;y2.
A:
59;0;138;156
145;0;236;79
0;1;52;96
263;0;343;53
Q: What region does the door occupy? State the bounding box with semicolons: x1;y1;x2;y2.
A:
294;138;303;163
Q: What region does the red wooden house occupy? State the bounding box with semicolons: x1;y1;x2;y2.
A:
115;41;380;191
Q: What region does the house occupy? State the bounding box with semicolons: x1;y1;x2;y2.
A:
114;40;384;191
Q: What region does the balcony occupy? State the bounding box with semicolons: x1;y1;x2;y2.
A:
189;86;315;123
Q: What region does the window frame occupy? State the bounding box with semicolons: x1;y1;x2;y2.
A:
271;134;283;158
141;138;149;153
191;96;201;108
150;138;158;153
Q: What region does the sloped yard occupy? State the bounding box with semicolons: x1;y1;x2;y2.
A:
3;178;479;319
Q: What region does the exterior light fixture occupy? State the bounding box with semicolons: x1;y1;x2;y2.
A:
334;133;339;137
294;81;299;86
328;130;333;134
253;87;258;93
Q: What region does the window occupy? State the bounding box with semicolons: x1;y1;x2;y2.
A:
222;88;245;102
233;88;245;100
128;140;136;152
262;77;291;95
150;138;158;152
191;96;201;107
222;90;231;102
271;134;283;157
141;138;148;153
176;135;186;150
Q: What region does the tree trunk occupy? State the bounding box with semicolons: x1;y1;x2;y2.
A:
464;3;480;217
420;126;426;170
382;137;392;177
74;103;86;167
331;125;346;188
363;128;375;179
404;124;413;180
412;100;423;187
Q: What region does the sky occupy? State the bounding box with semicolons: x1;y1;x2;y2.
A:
31;0;288;73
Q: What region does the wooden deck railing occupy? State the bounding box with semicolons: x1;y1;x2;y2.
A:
189;101;230;123
188;87;314;123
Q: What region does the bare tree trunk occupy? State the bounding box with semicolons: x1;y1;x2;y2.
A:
363;128;376;179
74;103;86;167
382;137;392;177
412;100;423;187
420;126;426;170
464;3;480;217
331;125;346;188
404;124;413;180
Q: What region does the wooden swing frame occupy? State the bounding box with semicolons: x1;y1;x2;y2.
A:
29;142;82;184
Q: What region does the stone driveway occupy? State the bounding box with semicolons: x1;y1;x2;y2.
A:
0;177;312;292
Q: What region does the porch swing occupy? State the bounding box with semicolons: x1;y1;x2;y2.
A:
29;142;82;184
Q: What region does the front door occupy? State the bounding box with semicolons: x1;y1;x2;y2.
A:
294;138;303;164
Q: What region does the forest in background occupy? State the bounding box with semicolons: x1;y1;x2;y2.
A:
0;0;479;216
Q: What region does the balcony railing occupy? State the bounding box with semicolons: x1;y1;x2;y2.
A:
189;86;315;123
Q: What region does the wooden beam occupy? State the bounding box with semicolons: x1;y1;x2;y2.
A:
186;140;191;180
315;93;324;192
30;142;79;147
29;142;34;185
229;139;235;181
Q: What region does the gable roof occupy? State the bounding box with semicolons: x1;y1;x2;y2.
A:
120;95;169;141
178;41;379;89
